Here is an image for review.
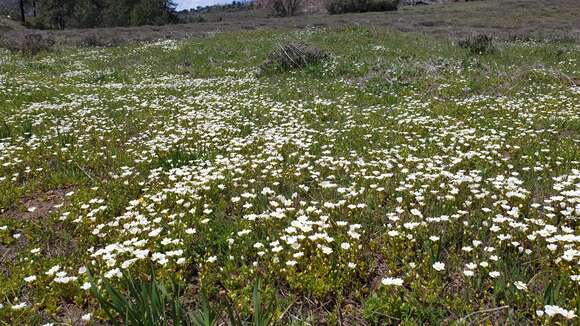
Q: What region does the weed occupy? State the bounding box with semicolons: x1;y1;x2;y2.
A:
458;34;495;54
258;41;328;75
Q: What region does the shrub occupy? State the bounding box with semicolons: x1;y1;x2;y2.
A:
259;41;328;75
0;33;54;56
18;33;54;56
458;34;495;54
325;0;398;14
262;0;304;17
79;34;104;47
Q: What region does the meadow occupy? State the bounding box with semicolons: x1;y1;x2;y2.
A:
0;24;579;325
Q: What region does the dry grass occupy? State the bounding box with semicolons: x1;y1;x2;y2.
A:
1;0;579;48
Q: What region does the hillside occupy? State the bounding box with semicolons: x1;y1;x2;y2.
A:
1;0;579;47
0;16;24;32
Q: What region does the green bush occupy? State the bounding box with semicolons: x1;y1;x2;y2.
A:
458;34;495;54
325;0;398;14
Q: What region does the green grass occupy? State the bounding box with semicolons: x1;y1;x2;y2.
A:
0;27;579;325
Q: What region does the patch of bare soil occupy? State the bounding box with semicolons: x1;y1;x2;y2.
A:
4;186;75;221
0;236;27;277
1;186;77;276
368;250;391;292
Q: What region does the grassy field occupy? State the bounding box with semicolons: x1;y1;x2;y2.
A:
1;15;580;326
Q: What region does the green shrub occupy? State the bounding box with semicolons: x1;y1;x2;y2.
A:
458;34;495;54
258;41;329;75
325;0;398;14
11;33;54;56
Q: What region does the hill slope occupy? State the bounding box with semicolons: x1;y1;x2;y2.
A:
1;0;579;47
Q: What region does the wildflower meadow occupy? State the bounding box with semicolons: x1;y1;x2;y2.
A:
0;27;579;324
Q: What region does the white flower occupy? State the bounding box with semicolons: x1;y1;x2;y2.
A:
489;271;500;278
340;242;351;250
81;313;92;321
207;256;217;263
148;227;162;237
321;246;333;255
432;262;445;271
388;230;400;237
410;208;422;217
24;275;37;283
381;277;404;286
513;281;527;291
45;265;61;276
542;305;577;319
11;302;27;310
81;282;92;290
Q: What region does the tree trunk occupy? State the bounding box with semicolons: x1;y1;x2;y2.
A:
19;0;26;24
33;0;37;17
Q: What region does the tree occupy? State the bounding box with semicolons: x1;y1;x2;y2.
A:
270;0;303;16
69;0;104;28
19;0;25;23
33;0;177;29
37;0;71;29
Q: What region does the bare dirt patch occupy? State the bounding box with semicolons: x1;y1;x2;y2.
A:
1;186;77;277
3;186;75;221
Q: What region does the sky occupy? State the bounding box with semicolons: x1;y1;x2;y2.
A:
174;0;234;10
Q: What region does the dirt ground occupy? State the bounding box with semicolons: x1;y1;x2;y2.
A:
1;0;579;47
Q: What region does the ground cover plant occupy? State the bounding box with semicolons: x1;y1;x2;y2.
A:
0;25;579;325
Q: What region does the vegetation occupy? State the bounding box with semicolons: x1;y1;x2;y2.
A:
2;0;178;29
258;41;328;75
458;34;495;54
326;0;399;14
0;12;579;326
90;265;276;325
272;0;304;16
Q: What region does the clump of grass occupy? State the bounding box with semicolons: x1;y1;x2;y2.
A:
90;266;276;325
0;120;11;139
325;0;399;15
258;41;328;75
0;33;54;56
458;34;495;54
20;33;54;56
90;266;191;325
79;34;105;48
